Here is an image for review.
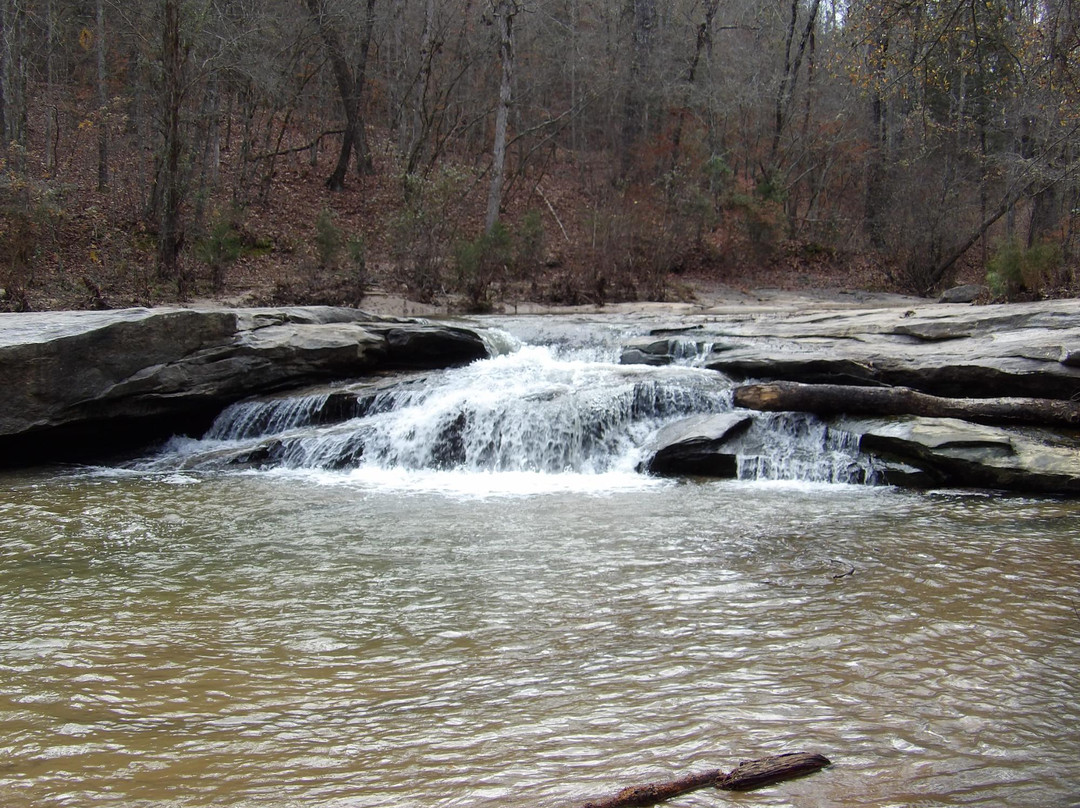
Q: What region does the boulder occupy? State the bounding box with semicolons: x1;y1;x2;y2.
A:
377;323;489;368
0;306;489;462
642;413;753;477
620;338;679;366
829;415;1080;494
620;336;733;367
699;300;1080;399
938;284;989;304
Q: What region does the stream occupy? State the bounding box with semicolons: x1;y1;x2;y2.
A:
1;315;1077;807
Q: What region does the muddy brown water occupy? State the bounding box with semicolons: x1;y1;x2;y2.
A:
1;470;1077;808
2;314;1078;807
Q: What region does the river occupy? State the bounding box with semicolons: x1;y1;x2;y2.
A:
1;316;1078;807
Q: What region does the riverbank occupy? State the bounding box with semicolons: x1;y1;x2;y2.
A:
4;297;1080;493
317;277;928;319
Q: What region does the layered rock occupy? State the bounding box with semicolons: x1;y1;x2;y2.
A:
0;306;488;461
829;416;1080;494
625;300;1080;494
641;413;752;477
624;300;1080;400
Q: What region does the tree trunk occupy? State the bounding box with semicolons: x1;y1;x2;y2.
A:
734;382;1080;428
96;0;109;191
405;0;438;174
158;0;185;287
306;0;376;191
921;185;1028;293
669;0;718;169
353;0;376;177
620;0;656;178
580;752;831;808
717;752;833;791
1029;184;1060;246
485;0;517;234
863;12;890;250
0;1;6;146
44;0;56;172
0;0;27;150
770;0;821;167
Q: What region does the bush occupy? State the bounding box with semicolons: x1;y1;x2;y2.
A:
452;223;513;312
987;238;1063;299
315;208;343;269
194;209;244;292
388;165;472;302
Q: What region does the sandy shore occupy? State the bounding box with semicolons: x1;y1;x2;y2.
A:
352;279;926;320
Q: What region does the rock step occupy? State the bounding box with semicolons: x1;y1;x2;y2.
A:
0;306;489;463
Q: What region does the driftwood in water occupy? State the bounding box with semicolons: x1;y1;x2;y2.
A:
579;768;722;808
580;751;831;808
716;751;832;790
733;381;1080;428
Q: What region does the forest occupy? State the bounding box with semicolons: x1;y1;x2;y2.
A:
0;0;1078;312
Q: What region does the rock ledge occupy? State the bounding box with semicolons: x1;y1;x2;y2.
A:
1;306;488;463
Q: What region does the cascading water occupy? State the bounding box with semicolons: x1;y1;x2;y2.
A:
143;321;872;487
7;316;1078;808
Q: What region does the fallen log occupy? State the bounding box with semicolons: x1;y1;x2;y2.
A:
579;751;831;808
733;381;1080;428
716;751;832;791
579;768;722;808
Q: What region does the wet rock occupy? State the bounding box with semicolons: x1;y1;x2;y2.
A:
620;339;678;366
431;411;469;469
620;336;723;366
700;300;1080;399
829;415;1080;494
377;324;489;369
0;306;490;463
642;413;753;477
938;284;989;304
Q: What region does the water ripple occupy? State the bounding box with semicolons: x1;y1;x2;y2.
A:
0;474;1077;807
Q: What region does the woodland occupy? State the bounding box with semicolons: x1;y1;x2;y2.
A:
0;0;1078;312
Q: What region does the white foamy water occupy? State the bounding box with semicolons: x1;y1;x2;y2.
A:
136;327;871;489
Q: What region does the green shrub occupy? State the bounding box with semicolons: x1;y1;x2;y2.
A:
987;238;1063;299
194;210;244;292
453;223;513;312
315;208;343;269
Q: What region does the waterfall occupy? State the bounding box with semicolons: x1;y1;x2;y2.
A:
141;323;874;486
733;413;877;485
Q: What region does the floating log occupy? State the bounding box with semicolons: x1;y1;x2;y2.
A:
716;751;832;791
579;751;831;808
733;381;1080;428
579;768;722;808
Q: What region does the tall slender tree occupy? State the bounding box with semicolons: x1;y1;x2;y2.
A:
304;0;378;190
485;0;519;233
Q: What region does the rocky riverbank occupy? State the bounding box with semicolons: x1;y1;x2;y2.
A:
4;298;1080;493
0;306;487;463
628;298;1080;494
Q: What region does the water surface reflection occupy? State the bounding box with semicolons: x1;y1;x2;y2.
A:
1;472;1077;807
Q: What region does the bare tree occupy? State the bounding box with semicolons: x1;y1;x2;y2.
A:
621;0;657;177
96;0;108;190
303;0;378;190
156;0;186;284
485;0;519;233
0;0;27;150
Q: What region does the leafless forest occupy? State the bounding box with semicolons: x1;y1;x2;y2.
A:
1;0;1078;311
